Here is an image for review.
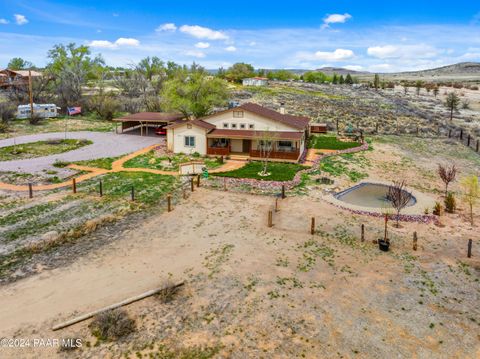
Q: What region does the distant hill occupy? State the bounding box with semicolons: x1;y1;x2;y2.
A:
314;67;370;75
392;62;480;76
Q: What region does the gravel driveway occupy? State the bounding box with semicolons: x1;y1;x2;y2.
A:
0;131;162;174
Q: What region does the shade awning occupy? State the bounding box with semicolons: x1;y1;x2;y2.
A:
207;129;303;140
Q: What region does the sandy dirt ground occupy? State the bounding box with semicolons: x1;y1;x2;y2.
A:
0;183;479;358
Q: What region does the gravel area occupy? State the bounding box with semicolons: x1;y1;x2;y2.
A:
0;131;162;174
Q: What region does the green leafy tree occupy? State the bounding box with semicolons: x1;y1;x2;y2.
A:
303;71;330;84
339;75;345;84
225;63;255;83
7;57;34;70
162;64;229;118
332;74;339;84
445;92;460;122
136;56;166;81
47;43;105;106
266;70;296;81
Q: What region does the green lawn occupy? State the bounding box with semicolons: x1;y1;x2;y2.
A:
309;135;361;150
0;139;92;161
213;161;307;181
123;151;223;171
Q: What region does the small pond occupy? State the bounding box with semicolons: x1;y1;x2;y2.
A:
335;183;416;208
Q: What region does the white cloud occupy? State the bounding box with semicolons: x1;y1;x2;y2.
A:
14;14;28;25
0;19;8;25
298;48;354;62
156;23;177;32
185;50;206;58
249;41;256;46
225;46;237;52
179;25;228;40
367;44;439;59
344;65;364;71
322;13;352;28
88;37;140;49
195;42;210;49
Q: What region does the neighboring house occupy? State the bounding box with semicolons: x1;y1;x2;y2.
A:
16;104;59;119
166;102;310;162
242;77;268;87
0;69;42;89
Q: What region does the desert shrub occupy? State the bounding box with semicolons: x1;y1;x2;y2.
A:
0;102;16;124
29;114;42;125
155;282;181;303
433;202;442;216
470;85;479;91
53;160;70;168
0;121;9;133
461;100;470;109
89;309;136;341
88;90;120;121
444;192;456;213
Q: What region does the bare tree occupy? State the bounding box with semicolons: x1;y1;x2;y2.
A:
388;180;413;227
438;163;457;197
255;129;279;177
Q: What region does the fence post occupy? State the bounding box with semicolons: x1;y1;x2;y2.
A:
28;183;33;199
448;129;451;138
361;224;365;242
281;185;286;199
416;126;419;136
99;180;103;197
72;178;77;194
476;140;479;153
131;186;135;201
275;198;279;212
460;129;463;140
190;177;194;192
468;239;473;258
310;217;315;235
413;232;418;251
467;135;471;147
167;195;172;212
268;210;273;228
196;174;200;188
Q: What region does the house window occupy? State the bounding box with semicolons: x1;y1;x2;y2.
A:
233;110;244;118
240;123;246;129
277;140;294;152
223;123;229;129
249;124;255;129
184;136;195;147
231;123;237;129
258;140;273;151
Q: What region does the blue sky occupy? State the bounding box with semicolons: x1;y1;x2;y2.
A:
1;0;479;72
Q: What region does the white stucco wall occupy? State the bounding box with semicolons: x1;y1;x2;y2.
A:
171;125;207;155
203;110;299;132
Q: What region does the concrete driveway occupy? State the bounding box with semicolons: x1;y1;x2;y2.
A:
0;131;162;174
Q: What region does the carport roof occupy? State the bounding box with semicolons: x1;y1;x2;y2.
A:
113;112;185;123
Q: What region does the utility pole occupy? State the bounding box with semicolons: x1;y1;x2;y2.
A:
28;69;34;119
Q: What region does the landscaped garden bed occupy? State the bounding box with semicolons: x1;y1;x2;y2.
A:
0;139;92;161
123;151;223;171
213;161;307;181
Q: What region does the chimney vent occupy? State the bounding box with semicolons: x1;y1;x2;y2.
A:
280;102;285;114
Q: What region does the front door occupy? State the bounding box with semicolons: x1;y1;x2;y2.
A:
242;139;251;153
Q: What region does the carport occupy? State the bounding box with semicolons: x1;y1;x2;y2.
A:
113;112;186;136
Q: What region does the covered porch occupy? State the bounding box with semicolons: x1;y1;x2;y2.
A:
206;129;303;161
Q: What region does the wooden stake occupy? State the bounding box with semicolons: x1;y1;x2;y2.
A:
275;198;279;212
131;186;135;201
72;178;76;194
99;180;103;197
467;135;471;147
413;231;418;251
28;182;33;198
310;217;315;235
467;239;472;258
196;174;200;187
268;210;273;228
460;129;463;140
476;140;479;153
448;129;451;138
52;282;184;331
191;178;194;192
167;195;172;212
281;185;286;199
361;224;365;242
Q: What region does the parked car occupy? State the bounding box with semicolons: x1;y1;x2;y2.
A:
155;127;167;136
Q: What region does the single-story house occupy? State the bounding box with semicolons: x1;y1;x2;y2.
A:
242;77;268;87
0;69;42;88
310;122;328;134
166;102;310;162
113;112;186;136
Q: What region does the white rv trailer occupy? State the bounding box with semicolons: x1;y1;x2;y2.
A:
16;104;60;119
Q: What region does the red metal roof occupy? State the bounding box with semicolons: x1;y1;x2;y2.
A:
207;129;303;140
114;112;185;122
